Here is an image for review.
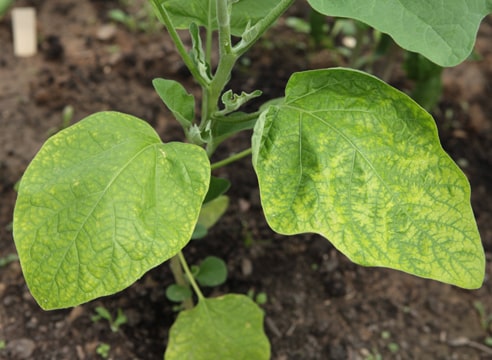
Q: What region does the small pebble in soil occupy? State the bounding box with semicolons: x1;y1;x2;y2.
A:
6;338;36;359
97;24;117;41
241;258;253;276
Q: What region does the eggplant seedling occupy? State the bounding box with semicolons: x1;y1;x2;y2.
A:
13;0;490;358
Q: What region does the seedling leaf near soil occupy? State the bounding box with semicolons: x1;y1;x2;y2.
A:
252;68;484;289
12;0;489;358
308;0;492;66
165;294;270;360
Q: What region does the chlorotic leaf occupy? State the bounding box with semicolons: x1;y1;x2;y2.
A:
165;294;270;360
252;69;485;289
13;111;210;309
307;0;492;66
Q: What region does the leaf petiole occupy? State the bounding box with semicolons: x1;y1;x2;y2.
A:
210;148;253;171
178;251;205;301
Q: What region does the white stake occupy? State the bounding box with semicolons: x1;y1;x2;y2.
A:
12;7;37;57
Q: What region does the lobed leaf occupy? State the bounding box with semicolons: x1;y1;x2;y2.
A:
252;69;485;289
13;111;210;309
307;0;492;66
165;294;270;359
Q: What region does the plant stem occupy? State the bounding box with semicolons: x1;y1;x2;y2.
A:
216;0;232;56
210;148;253;171
200;0;237;134
205;0;214;66
178;251;205;301
200;0;214;127
234;0;295;56
169;255;194;309
149;0;208;87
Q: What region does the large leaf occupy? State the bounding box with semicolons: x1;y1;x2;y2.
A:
13;111;210;309
165;294;270;360
308;0;492;66
157;0;278;36
252;69;484;289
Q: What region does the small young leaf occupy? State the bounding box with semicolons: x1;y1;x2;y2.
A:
191;223;208;240
220;89;262;115
197;195;229;230
166;284;193;303
165;294;270;359
307;0;492;66
13;111;210;309
404;52;443;111
195;256;228;287
203;176;231;204
92;306;112;322
112;308;128;332
253;69;485;289
152;78;195;128
189;22;212;82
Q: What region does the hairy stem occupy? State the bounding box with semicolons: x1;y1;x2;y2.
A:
150;0;208;87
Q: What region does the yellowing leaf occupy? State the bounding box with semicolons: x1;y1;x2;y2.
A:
14;111;210;309
253;69;484;289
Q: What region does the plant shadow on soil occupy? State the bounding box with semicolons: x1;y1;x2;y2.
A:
1;1;492;359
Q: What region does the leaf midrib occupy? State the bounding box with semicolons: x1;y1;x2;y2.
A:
45;141;161;299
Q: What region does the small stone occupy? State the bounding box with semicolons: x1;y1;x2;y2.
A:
241;258;253;276
238;198;250;212
6;338;36;359
3;295;17;306
96;24;117;41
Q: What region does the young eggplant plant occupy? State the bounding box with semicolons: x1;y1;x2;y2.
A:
13;0;490;358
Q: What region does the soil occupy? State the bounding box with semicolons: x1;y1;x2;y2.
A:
1;1;492;359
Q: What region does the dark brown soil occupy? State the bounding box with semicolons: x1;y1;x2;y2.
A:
1;1;492;359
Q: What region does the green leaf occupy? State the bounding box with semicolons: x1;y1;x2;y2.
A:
191;223;208;240
203;176;231;204
212;111;259;145
197;195;229;230
252;69;484;289
153;78;195;128
404;52;443;111
189;22;212;82
158;0;279;36
92;306;112;322
165;294;270;360
166;284;193;302
195;256;228;287
0;0;15;19
13;111;210;309
307;0;492;66
220;89;262;115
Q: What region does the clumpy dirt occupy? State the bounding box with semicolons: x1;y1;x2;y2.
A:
1;1;492;359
